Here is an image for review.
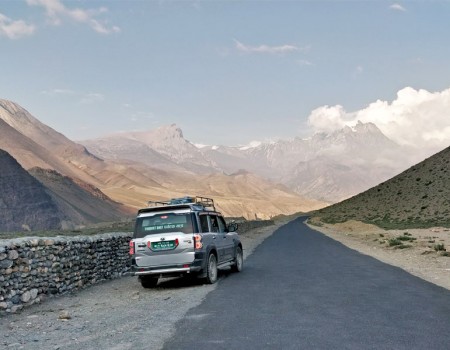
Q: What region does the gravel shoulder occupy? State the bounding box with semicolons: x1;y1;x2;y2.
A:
0;219;290;350
307;219;450;291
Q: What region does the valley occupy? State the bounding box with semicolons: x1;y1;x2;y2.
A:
0;98;448;234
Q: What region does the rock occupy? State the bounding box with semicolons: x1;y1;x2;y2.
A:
0;259;13;269
30;288;38;299
10;305;23;313
28;239;38;246
0;302;7;309
58;310;71;320
44;239;55;246
10;295;20;305
8;250;19;260
21;291;31;303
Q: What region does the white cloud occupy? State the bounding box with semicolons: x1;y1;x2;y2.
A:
390;3;406;12
308;105;349;134
42;88;106;104
80;93;105;104
27;0;120;34
0;12;35;39
234;39;306;54
308;87;450;152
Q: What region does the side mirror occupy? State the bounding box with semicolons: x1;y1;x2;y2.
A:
227;221;238;233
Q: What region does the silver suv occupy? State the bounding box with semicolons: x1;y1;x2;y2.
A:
129;196;243;288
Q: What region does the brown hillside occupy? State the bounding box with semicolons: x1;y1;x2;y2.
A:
313;146;450;229
29;168;132;225
101;165;326;220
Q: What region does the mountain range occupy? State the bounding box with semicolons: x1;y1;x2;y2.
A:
0;99;325;232
82;121;422;203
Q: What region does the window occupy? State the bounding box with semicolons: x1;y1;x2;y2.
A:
134;213;194;238
209;215;219;233
217;216;227;233
199;214;209;233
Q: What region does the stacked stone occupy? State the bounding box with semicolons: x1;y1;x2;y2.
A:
234;220;275;234
0;232;132;314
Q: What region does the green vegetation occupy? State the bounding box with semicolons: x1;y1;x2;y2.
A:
384;233;417;249
433;243;446;252
388;238;402;247
312;146;450;229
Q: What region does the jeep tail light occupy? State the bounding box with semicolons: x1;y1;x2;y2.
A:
194;234;203;250
129;241;135;255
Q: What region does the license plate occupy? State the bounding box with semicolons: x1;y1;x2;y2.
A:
151;240;176;251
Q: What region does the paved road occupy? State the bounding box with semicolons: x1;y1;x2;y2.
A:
163;217;450;350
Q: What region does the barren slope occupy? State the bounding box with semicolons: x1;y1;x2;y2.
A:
0;150;66;232
313;146;450;229
29;168;132;225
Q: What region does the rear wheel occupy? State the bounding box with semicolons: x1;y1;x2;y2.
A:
206;253;218;284
140;276;158;288
231;246;243;272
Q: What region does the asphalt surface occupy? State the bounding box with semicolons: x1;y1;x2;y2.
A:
163;217;450;350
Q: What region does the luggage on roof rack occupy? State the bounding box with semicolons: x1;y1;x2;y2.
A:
147;196;216;211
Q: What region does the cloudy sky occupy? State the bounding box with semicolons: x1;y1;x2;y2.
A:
1;1;449;153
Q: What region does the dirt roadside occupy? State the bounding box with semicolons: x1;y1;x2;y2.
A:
307;218;450;291
0;218;291;350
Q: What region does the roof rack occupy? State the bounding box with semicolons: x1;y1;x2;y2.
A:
147;196;216;211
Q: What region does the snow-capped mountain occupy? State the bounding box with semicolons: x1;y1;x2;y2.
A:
82;121;419;203
198;121;417;202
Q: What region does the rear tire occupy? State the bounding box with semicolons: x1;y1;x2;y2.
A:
206;253;218;284
231;246;243;273
140;276;158;288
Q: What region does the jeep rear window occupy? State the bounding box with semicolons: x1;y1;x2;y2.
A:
134;213;194;238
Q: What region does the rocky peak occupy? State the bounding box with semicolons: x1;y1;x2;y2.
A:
0;99;37;131
0;99;101;165
353;121;382;134
158;124;184;139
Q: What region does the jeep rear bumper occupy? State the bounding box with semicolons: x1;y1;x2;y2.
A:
131;253;205;277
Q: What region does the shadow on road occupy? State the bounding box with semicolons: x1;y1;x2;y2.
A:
154;267;236;289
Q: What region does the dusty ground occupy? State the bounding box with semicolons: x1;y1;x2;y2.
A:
307;218;450;291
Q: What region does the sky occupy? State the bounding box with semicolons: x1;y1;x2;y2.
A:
1;0;450;152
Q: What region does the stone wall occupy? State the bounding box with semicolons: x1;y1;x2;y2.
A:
236;219;275;234
0;233;132;314
0;219;275;314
